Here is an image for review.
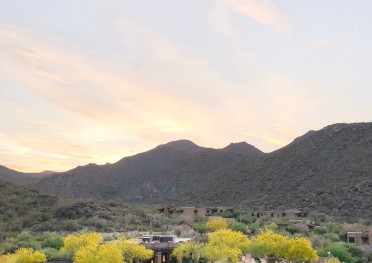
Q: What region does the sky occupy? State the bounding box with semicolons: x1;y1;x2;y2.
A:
1;0;372;172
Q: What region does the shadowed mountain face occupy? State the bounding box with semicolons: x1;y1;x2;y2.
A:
32;140;262;200
0;165;49;185
2;123;372;221
222;142;264;156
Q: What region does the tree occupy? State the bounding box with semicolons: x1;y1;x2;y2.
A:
172;242;191;263
74;243;123;263
203;229;250;262
230;222;249;233
0;254;17;263
60;232;102;257
247;231;289;260
264;222;278;231
0;248;47;263
172;242;204;263
203;243;241;263
117;237;153;262
41;232;64;250
318;242;363;263
206;219;228;231
326;257;341;263
0;231;41;254
193;222;209;235
285;237;318;262
248;231;318;262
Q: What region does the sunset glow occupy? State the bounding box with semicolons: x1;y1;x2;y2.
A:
1;0;371;172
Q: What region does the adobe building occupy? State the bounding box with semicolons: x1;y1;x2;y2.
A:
157;205;235;221
157;205;197;220
347;228;372;248
251;209;307;219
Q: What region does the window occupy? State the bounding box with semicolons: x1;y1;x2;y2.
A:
362;237;369;245
348;237;356;243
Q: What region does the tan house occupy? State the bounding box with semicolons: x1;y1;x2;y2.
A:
158;205;235;221
347;228;372;247
157;205;196;220
252;209;307;219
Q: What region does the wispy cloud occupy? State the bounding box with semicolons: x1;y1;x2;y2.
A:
220;0;291;35
0;23;234;171
0;17;307;172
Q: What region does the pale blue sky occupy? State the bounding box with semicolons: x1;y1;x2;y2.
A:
0;0;371;172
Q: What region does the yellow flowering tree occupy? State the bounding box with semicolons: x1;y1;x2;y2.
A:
203;229;250;262
0;248;47;263
74;243;123;263
285;237;319;262
203;243;241;263
0;254;17;263
117;237;153;262
206;219;228;231
172;242;204;263
60;233;152;263
248;231;318;262
248;231;289;260
60;232;102;256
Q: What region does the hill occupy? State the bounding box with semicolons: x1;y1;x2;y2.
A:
33;140;262;200
0;179;161;239
2;123;372;222
0;165;47;185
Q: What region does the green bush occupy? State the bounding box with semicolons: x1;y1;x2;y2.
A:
318;242;365;263
42;247;72;260
193;222;209;234
230;222;248;233
41;232;64;250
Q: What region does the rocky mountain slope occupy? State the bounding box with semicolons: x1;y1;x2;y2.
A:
32;140;262;200
2;123;372;221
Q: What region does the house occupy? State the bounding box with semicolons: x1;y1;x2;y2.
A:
139;235;192;263
157;205;196;220
277;219;316;233
179;221;195;231
251;209;307;219
347;228;372;247
204;206;234;216
158;205;236;221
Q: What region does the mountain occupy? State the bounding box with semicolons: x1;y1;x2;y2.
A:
0;165;47;185
223;123;372;220
33;140;262;200
3;122;372;221
222;142;264;157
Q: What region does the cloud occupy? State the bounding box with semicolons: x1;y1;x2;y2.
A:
220;0;291;35
208;1;240;41
307;38;328;46
0;17;308;172
0;22;235;171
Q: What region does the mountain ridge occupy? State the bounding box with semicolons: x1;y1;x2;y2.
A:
1;122;371;222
